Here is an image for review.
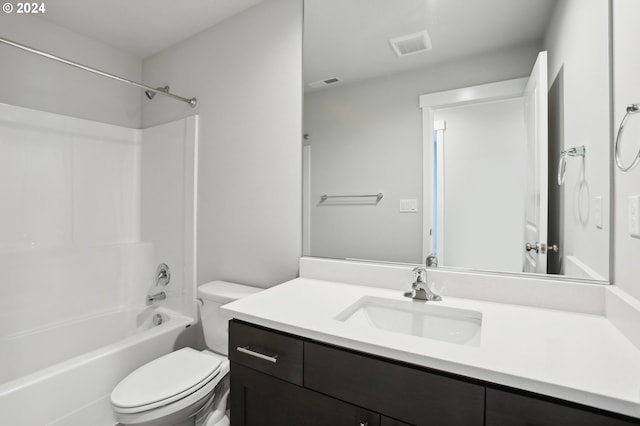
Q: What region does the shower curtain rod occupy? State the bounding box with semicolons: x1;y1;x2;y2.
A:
0;36;197;107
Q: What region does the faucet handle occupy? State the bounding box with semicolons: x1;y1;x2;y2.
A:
407;266;441;301
412;266;427;283
156;263;171;286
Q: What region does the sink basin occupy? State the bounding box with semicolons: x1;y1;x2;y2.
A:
335;296;482;346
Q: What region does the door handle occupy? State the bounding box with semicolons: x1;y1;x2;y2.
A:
525;242;541;253
525;243;559;254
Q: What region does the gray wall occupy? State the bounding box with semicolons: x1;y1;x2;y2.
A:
142;0;303;288
0;15;142;128
544;0;610;280
303;44;540;264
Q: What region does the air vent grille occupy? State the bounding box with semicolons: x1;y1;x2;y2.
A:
389;30;432;57
309;77;343;89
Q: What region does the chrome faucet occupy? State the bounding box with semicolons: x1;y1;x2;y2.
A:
146;291;166;305
404;266;441;301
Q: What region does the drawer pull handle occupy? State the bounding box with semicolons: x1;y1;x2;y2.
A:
237;346;279;363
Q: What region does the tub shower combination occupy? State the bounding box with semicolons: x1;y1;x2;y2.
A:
0;36;200;425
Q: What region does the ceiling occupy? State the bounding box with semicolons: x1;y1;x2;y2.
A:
40;0;264;59
303;0;557;90
36;0;556;85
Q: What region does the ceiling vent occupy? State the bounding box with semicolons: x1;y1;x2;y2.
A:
308;77;343;89
389;30;432;57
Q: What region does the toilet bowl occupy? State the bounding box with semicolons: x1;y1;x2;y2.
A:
110;281;260;426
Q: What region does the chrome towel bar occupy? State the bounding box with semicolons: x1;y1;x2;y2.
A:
320;193;383;202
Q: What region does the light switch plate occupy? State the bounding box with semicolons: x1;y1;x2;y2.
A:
594;196;603;229
629;195;640;238
399;199;418;213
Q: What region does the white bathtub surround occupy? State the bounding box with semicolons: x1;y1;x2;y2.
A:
0;102;141;250
0;307;193;426
222;257;640;420
0;103;146;334
0;103;201;424
141;116;199;317
0;102;199;320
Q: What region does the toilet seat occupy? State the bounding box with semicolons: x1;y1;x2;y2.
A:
111;348;228;415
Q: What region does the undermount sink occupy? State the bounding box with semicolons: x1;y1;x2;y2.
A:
335;296;482;346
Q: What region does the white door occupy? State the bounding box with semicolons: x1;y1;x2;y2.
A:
522;51;549;273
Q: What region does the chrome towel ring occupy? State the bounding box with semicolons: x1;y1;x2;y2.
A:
557;146;585;186
615;103;640;172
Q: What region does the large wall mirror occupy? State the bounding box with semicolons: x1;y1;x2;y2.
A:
302;0;611;282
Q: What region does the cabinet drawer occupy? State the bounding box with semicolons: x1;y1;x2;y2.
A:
486;388;640;426
305;342;484;426
229;320;303;385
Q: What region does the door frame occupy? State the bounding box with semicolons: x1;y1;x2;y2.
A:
419;78;528;264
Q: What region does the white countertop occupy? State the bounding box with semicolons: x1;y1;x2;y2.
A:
222;277;640;419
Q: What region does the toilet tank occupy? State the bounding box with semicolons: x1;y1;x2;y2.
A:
197;281;260;356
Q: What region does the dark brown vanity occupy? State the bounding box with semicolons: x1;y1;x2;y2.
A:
229;320;640;426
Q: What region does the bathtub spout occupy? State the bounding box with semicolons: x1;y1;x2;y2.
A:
146;291;166;305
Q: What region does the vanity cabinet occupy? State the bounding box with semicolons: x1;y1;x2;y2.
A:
485;388;640;426
229;320;640;426
229;321;379;425
229;320;481;426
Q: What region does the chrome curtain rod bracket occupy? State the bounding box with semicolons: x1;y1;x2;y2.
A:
0;37;197;108
615;103;640;172
320;193;384;202
557;145;586;186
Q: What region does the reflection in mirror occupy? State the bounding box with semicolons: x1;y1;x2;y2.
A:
302;0;610;282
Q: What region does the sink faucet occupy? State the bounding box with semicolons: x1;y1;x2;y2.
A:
146;291;166;305
404;266;441;301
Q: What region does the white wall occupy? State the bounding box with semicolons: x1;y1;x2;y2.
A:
544;0;610;279
613;0;640;300
303;44;539;264
0;14;142;128
142;0;303;288
434;99;526;272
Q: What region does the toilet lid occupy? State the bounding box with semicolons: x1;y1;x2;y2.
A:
111;348;223;411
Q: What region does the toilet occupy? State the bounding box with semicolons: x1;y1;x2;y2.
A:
110;281;260;426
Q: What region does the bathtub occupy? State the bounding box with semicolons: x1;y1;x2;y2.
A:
0;306;194;426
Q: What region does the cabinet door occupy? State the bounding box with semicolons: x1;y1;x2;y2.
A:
486;388;640;426
231;363;380;426
305;342;484;426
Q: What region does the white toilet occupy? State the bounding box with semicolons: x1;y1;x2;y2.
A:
110;281;260;426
